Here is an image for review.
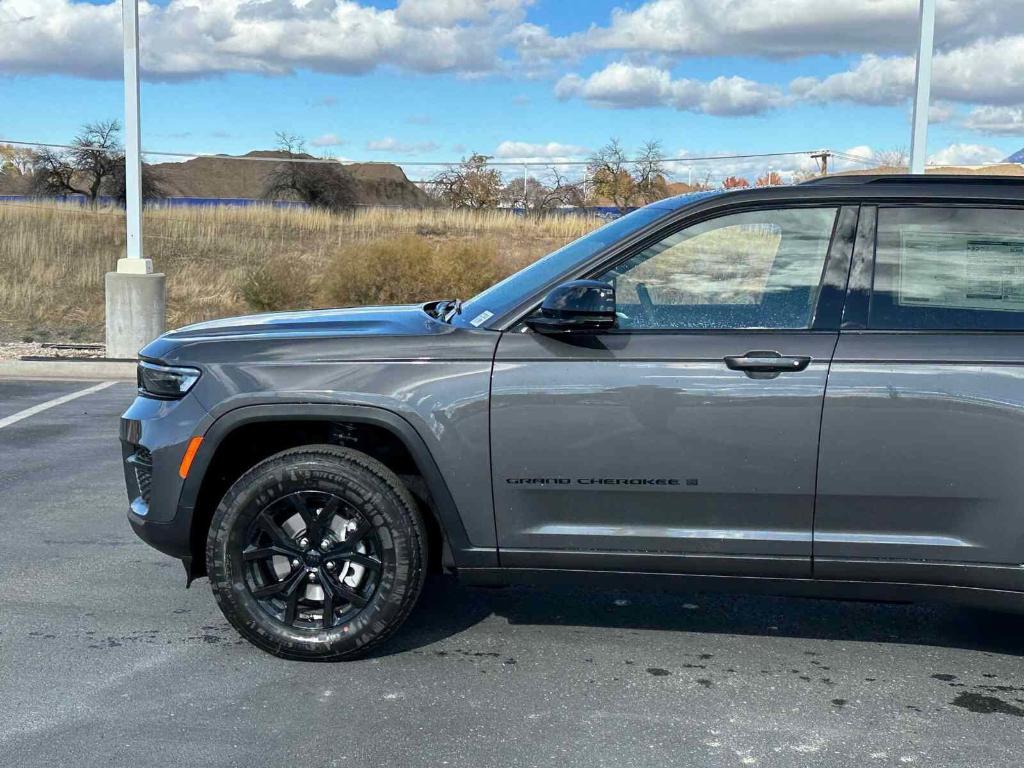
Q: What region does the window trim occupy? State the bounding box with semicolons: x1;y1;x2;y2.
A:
840;205;876;330
862;203;1024;333
504;201;856;335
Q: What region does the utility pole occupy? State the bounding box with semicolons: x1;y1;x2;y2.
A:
909;0;936;174
811;150;831;175
105;0;165;359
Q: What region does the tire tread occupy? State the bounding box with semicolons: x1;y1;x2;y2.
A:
205;444;428;661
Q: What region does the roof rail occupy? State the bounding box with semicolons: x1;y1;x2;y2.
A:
800;174;1024;186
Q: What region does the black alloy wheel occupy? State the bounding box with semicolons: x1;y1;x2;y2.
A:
207;445;428;660
242;490;383;630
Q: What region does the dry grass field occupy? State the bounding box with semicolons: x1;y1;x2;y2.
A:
0;202;601;342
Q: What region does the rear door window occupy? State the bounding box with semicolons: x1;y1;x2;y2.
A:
870;207;1024;330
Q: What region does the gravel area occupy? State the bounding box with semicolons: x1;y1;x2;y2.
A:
0;341;106;361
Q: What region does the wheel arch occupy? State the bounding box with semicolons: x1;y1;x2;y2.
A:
181;403;494;579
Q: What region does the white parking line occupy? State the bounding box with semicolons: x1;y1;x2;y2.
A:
0;381;118;430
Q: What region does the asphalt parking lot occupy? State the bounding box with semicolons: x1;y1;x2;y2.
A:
1;378;1023;768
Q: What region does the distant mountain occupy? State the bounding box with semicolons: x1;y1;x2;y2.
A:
1005;148;1024;163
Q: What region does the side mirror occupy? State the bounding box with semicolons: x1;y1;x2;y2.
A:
527;280;616;333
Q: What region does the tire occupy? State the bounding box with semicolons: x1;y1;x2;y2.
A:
206;445;428;661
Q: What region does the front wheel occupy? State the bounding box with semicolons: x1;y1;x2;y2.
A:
206;445;428;660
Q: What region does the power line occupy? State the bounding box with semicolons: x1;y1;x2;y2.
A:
830;150;876;164
0;138;839;168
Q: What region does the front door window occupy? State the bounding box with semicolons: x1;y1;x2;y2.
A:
597;207;839;330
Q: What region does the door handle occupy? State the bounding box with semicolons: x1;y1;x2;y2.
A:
724;351;812;378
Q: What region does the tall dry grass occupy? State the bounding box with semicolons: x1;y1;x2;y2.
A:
0;202;601;341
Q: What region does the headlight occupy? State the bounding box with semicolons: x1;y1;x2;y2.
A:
137;361;201;399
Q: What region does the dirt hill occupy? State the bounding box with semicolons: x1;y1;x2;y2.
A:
150;150;432;206
1;149;433;206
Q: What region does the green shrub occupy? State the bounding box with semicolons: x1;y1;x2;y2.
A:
320;235;503;307
241;254;313;312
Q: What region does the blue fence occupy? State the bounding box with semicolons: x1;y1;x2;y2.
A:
1;194;713;217
0;194;307;209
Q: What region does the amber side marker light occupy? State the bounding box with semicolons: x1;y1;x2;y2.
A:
179;436;204;479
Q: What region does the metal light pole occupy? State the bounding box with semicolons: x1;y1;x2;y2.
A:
105;0;164;359
121;0;146;271
909;0;936;174
523;163;529;213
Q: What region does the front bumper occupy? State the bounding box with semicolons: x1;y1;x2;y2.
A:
120;391;212;559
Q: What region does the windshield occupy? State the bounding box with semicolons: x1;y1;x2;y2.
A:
455;206;673;327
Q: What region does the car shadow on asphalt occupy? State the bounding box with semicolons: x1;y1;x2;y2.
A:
377;575;1024;658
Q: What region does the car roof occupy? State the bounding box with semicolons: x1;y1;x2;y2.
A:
652;174;1024;212
799;173;1024;189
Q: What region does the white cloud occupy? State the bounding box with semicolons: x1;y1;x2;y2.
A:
366;137;440;154
555;62;785;116
928;102;957;124
791;55;915;106
494;141;589;159
834;145;876;169
934;36;1024;106
310;133;345;147
964;106;1024;136
511;21;580;62
0;0;529;79
395;0;529;27
793;36;1024;108
5;0;1024;127
524;0;1024;60
555;65;668;108
927;143;1005;166
518;1;1024;113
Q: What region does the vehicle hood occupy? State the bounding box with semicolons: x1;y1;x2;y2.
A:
138;304;485;365
161;305;443;341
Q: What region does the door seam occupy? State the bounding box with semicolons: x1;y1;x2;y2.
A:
811;333;840;579
811;205;861;578
487;331;502;567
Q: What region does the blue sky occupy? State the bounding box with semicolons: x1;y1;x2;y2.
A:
2;0;1023;180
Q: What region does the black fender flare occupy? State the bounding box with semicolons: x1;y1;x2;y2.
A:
180;402;497;569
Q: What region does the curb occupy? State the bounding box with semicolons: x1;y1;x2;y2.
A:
0;359;136;381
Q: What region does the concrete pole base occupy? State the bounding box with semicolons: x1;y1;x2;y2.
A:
105;269;166;359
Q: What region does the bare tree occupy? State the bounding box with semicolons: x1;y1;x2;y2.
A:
33;120;123;203
587;138;635;211
108;156;166;205
0;144;36;176
431;154;503;209
540;167;587;209
692;170;715;191
791;169;820;184
501;166;587;213
875;146;909;170
500;176;548;210
587;138;668;210
262;131;359;212
633;140;669;204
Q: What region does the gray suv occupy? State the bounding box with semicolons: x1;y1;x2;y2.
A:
122;175;1024;660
